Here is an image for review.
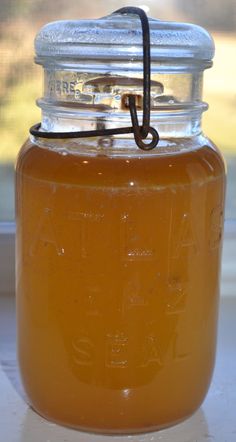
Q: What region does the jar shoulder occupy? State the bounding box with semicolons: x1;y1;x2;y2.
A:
16;136;226;188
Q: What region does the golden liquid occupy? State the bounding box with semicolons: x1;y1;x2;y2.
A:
16;139;225;433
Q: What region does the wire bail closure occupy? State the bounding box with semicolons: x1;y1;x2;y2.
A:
30;6;159;151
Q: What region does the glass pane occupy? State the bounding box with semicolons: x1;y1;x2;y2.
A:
0;0;236;221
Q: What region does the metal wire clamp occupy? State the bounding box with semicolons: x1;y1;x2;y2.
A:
30;6;159;151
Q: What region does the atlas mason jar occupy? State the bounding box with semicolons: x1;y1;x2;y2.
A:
15;8;226;434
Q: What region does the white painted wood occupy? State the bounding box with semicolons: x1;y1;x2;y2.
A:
0;295;235;441
0;223;15;295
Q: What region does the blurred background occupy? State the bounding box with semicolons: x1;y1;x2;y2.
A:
0;0;236;222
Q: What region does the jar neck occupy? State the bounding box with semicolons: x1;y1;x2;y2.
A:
40;109;203;139
38;67;207;139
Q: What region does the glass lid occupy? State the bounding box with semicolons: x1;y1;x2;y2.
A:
35;11;215;67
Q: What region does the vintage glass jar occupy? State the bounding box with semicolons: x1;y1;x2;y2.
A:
16;8;226;434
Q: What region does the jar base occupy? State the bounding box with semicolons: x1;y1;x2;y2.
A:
30;403;199;435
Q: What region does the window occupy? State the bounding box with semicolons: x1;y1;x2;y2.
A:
0;0;236;293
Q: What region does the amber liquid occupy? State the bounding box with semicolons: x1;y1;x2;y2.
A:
16;139;225;433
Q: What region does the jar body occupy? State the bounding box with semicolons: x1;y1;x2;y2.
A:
16;136;225;433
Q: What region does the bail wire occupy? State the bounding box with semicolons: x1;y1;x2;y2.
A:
30;6;159;151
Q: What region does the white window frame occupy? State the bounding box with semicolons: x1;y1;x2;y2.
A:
0;223;15;295
0;220;235;296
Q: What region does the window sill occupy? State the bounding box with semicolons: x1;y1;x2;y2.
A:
0;294;235;440
0;221;235;439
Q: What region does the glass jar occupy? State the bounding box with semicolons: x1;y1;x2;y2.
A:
16;9;226;434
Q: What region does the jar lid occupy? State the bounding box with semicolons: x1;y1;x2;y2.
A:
35;12;215;69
